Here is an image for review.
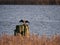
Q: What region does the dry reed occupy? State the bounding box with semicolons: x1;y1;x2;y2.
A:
0;34;60;45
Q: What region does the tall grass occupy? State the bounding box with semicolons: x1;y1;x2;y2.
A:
0;34;60;45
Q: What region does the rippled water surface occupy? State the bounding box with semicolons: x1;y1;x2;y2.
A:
0;5;60;36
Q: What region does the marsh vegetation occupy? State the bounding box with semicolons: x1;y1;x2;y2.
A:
0;34;60;45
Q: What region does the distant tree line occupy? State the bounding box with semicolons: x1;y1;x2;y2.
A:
0;0;60;5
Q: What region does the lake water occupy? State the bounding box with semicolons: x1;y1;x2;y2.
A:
0;5;60;36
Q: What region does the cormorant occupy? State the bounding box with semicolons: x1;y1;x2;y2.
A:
19;19;30;23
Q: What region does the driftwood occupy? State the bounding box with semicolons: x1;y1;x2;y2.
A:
14;24;30;37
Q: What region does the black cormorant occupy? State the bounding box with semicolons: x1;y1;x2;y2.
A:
19;19;30;23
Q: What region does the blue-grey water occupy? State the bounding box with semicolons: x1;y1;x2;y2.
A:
0;5;60;36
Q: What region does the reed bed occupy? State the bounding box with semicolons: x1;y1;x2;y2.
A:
0;34;60;45
0;0;60;4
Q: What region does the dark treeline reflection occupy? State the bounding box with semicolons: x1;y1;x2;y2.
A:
0;0;60;5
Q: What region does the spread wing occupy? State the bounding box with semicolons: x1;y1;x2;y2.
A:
19;19;30;23
19;19;24;22
25;20;30;23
